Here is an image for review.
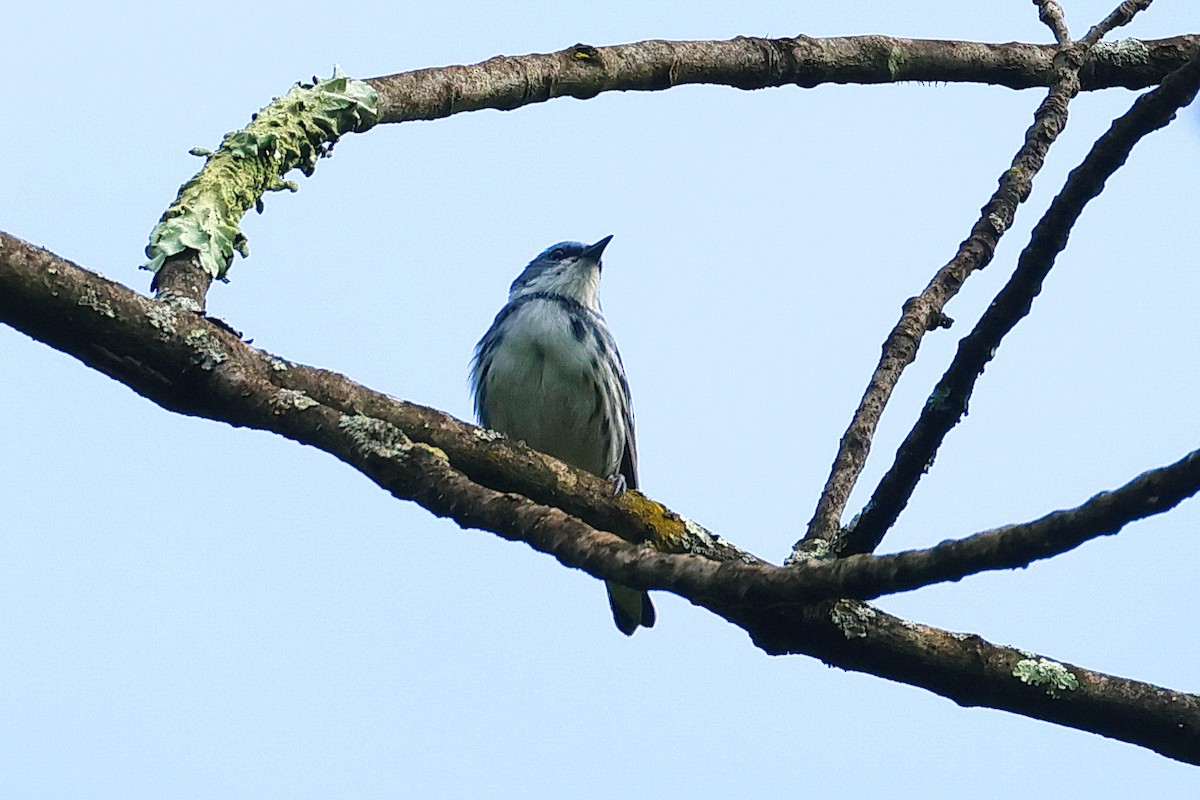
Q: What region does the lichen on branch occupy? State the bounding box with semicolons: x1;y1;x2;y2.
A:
143;67;379;281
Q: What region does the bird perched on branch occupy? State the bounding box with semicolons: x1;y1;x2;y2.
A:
470;235;655;635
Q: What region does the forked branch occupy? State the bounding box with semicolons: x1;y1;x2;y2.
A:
846;36;1200;554
798;0;1156;556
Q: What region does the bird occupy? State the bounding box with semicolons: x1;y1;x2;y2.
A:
470;235;655;635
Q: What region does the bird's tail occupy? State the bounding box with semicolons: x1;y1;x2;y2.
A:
605;581;656;636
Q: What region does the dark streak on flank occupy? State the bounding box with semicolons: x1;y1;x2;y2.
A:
589;381;604;423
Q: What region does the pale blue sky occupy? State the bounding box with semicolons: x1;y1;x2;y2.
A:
4;1;1199;796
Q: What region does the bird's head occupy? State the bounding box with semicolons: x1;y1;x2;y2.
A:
508;235;613;308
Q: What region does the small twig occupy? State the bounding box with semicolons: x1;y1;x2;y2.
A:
1035;0;1072;44
1080;0;1155;47
844;43;1200;555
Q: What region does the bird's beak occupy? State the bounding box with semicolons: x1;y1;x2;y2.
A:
580;235;613;263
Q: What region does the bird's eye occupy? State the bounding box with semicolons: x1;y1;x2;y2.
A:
550;248;566;260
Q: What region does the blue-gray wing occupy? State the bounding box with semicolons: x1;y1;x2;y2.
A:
470;299;525;426
583;308;638;491
614;347;638;492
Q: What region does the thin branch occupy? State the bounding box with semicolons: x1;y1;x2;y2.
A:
5;232;1200;763
797;41;1090;556
797;0;1159;557
1080;0;1156;48
1035;0;1072;45
143;32;1195;309
818;448;1200;600
845;41;1200;556
367;36;1200;125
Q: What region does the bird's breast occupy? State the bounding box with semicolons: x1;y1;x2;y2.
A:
480;300;616;477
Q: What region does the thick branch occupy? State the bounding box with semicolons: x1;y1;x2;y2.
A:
4;232;1200;762
367;36;1200;125
846;40;1200;555
743;602;1200;765
9;234;1192;606
0;233;749;569
151;253;213;313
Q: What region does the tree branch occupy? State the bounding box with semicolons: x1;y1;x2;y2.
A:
9;18;1200;763
140;30;1195;309
796;35;1094;556
742;602;1200;765
367;35;1199;126
1079;0;1156;48
1034;0;1072;45
0;233;749;565
845;36;1200;555
818;448;1200;600
798;0;1159;558
5;231;1200;763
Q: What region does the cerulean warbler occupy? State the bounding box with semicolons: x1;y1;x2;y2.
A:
470;235;655;635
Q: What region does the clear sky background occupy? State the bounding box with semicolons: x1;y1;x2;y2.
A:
4;1;1199;796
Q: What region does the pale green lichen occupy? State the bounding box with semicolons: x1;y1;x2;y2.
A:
77;287;116;318
474;427;505;442
682;517;719;548
339;414;411;458
262;353;291;372
886;46;906;81
144;67;379;281
1012;657;1079;698
155;290;203;314
1093;39;1150;69
272;389;319;411
185;329;227;370
788;537;835;564
145;304;178;340
421;443;450;461
339;415;451;468
830;599;877;639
